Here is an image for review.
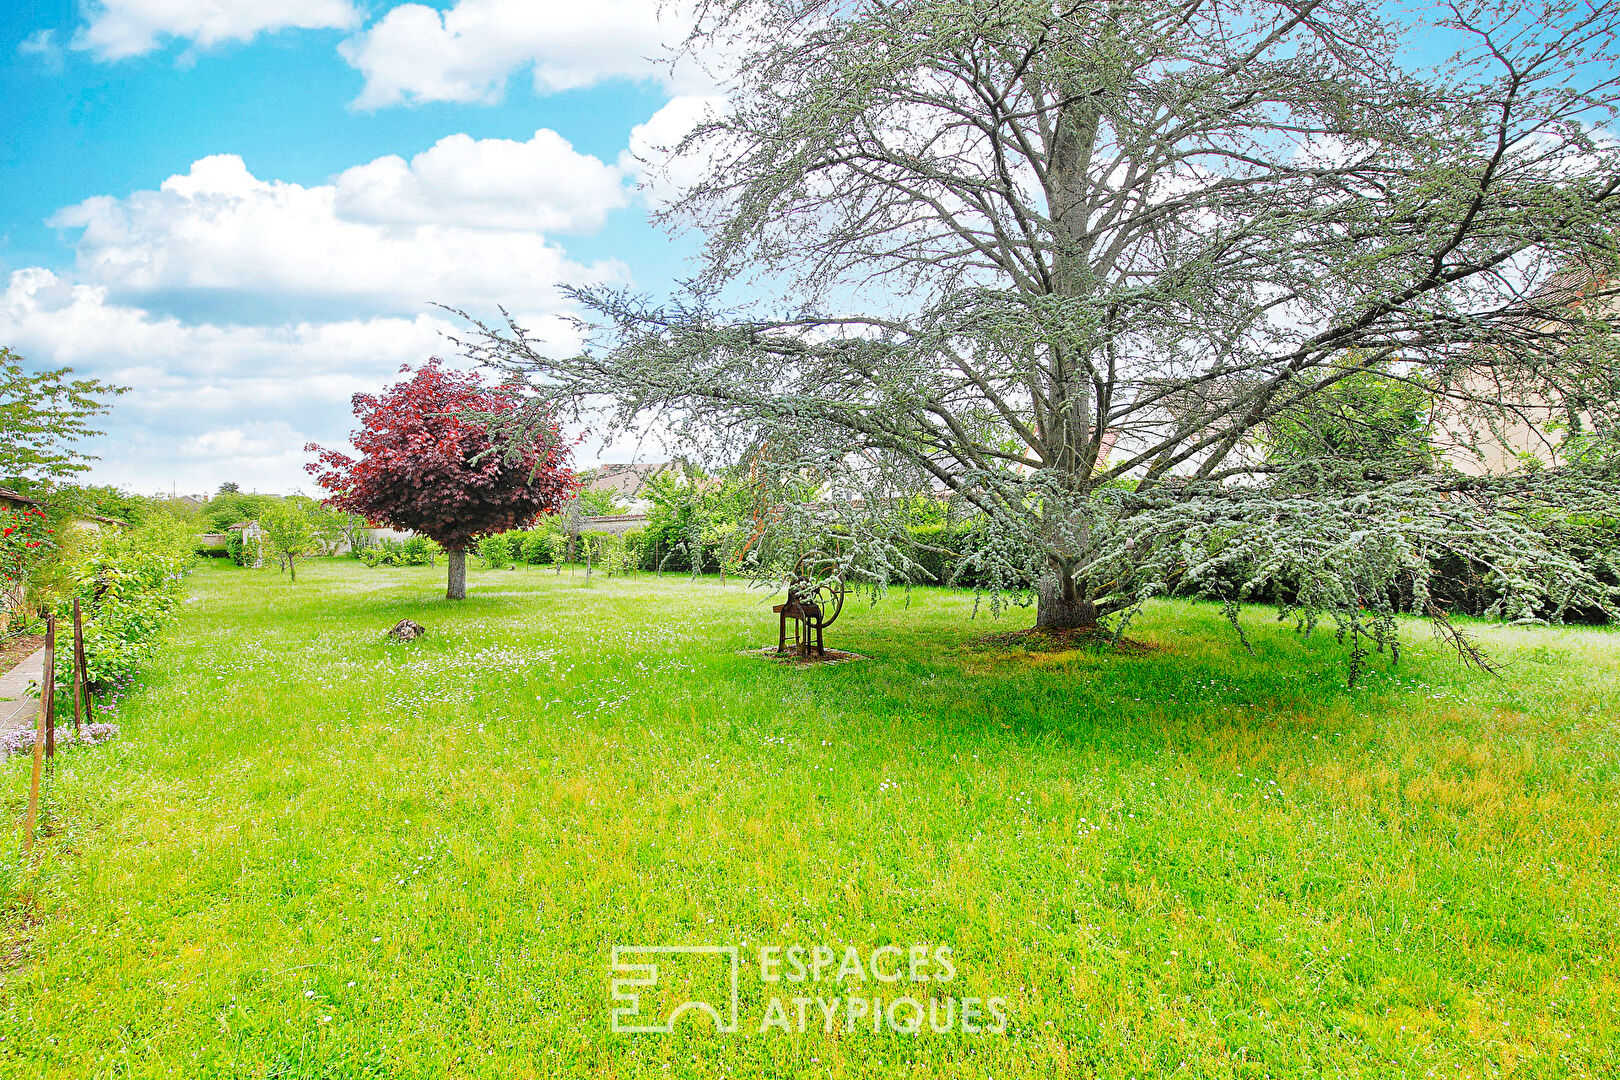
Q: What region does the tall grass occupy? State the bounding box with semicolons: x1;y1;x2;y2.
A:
2;559;1617;1078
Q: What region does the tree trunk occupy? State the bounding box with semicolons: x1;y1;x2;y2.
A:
446;547;467;600
1036;570;1099;629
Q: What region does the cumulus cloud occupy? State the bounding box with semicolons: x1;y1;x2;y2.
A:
1;267;585;493
8;96;691;492
49;153;628;318
335;129;630;233
338;0;712;108
621;94;729;209
76;0;360;61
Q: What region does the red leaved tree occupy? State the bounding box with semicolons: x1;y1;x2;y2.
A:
306;360;575;599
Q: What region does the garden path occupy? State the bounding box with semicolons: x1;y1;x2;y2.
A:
0;645;44;742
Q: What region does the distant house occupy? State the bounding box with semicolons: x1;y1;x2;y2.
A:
582;462;673;510
570;462;675;534
1433;262;1617;476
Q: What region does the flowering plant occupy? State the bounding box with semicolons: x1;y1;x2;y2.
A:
1;506;55;580
51;513;195;703
1;506;55;625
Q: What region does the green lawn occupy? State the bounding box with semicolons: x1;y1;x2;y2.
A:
3;558;1618;1078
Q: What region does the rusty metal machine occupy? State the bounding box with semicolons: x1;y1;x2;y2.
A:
774;550;846;658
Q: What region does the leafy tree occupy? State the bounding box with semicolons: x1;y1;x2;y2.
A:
204;491;274;531
641;464;758;575
217;482;241;495
575;486;627;517
306;360;576;599
463;0;1620;669
260;501;317;582
1263;365;1435;470
1;349;125;491
35;483;154;527
304;501;370;555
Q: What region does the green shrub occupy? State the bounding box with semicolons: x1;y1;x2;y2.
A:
51;515;195;706
194;535;231;558
479;533;515;570
357;535;440;568
520;530;555;565
400;535;438;566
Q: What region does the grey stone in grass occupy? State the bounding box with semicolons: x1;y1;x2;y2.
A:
387;619;426;642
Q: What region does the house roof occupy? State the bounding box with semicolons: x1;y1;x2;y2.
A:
1522;258;1618;318
0;487;43;509
583;462;672;498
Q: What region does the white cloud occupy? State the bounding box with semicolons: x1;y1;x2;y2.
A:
77;0;360;61
335;129;629;233
5;94;694;492
1;267;585;494
621;94;729;208
49;153;628;316
17;29;66;72
338;0;712;108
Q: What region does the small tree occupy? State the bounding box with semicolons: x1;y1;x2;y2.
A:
305;501;370;555
1;349;125;491
305;360;575;600
260;501;317;582
205;491;274;532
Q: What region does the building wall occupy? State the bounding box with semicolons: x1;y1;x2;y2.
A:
575;513;649;536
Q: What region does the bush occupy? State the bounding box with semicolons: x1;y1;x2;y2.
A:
401;535;438;565
519;530;555;565
51;515;195;706
2;505;57;631
224;529;261;567
479;532;515;569
358;535;441;567
195;538;231;558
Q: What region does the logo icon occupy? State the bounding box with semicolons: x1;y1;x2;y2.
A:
610;946;740;1034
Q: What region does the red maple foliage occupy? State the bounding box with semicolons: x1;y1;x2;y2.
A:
305;360;576;598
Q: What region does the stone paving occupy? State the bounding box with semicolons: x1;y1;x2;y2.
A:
0;646;45;744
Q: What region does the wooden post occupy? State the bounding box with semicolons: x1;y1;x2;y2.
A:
72;600;86;738
42;616;56;760
24;615;53;852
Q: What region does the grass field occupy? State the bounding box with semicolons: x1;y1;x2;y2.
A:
2;558;1618;1078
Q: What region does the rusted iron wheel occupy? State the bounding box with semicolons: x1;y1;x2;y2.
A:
793;549;846;629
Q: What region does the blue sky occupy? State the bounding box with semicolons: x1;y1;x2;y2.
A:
0;2;1595;497
1;0;712;495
